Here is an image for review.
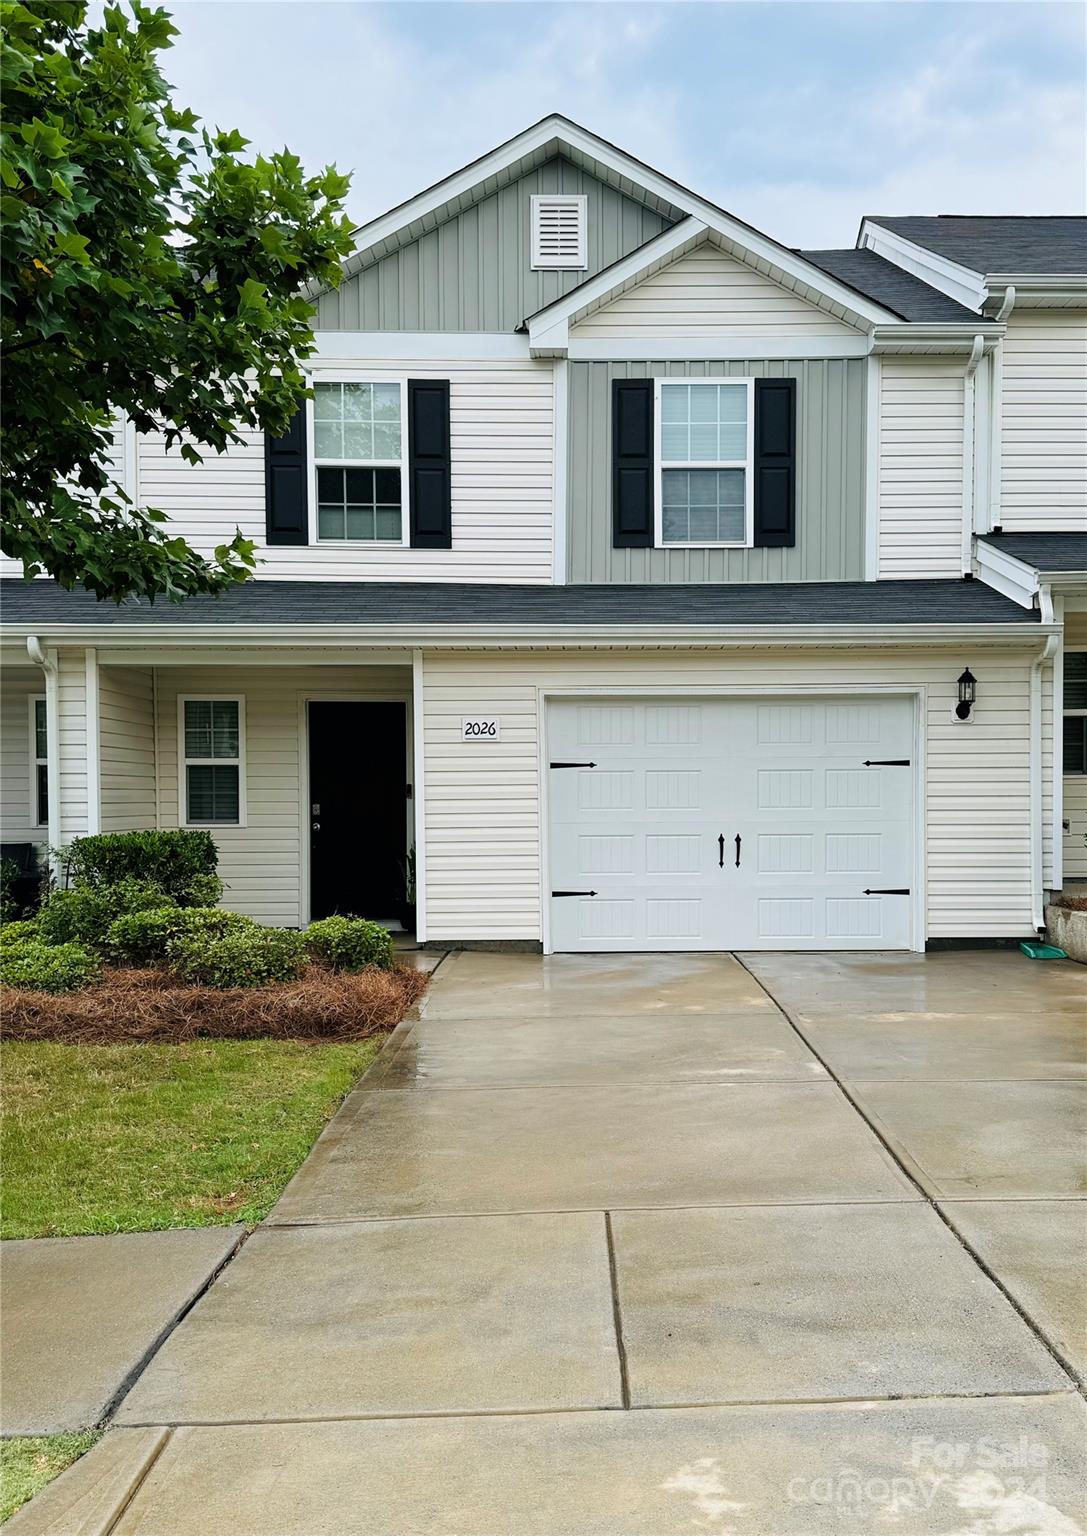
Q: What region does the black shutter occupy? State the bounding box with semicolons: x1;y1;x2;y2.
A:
612;378;654;548
408;379;452;549
264;409;309;546
753;378;796;548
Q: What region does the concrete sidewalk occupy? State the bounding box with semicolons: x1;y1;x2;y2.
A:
10;949;1087;1534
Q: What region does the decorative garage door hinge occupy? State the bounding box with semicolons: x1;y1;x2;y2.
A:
863;759;911;766
863;888;910;895
550;761;597;768
552;890;597;897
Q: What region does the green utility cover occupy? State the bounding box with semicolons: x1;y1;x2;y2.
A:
1019;940;1068;960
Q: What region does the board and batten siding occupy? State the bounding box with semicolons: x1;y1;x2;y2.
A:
99;666;156;833
152;666;412;926
1;667;45;843
420;647;1038;943
317;159;672;333
877;358;965;579
1000;309;1087;532
570;244;857;338
567;359;866;583
132;359;555;584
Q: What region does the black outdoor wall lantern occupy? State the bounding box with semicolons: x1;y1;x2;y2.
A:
955;667;977;720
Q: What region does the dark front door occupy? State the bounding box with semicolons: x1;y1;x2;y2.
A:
309;701;407;920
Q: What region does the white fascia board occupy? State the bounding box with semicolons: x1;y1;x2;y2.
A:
871;323;1003;356
2;621;1053;651
858;220;988;311
985;275;1087;308
311;332;532;361
568;335;872;362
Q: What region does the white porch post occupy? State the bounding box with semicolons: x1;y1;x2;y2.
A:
412;648;427;943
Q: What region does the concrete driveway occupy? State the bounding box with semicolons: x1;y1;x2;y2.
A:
16;950;1087;1535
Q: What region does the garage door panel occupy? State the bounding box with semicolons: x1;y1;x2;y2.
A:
548;697;915;953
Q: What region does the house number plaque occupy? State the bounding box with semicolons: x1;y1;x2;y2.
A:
462;716;500;740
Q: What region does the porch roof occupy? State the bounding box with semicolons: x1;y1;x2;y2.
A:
0;577;1039;632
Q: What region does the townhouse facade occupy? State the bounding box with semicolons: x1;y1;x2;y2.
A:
2;117;1084;952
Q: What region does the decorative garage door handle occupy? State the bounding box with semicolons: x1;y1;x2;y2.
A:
552;889;597;897
863;759;911;767
718;834;725;868
735;834;742;868
550;760;597;768
863;888;910;895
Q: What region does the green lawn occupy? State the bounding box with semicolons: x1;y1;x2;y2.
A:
0;1433;101;1523
1;1039;382;1238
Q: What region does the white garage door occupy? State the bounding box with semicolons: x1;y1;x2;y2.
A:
547;697;915;952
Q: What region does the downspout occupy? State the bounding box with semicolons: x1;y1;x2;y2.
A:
27;636;60;873
987;286;1015;532
1030;584;1058;931
961;334;985;576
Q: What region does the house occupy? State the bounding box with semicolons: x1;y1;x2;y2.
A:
2;117;1084;952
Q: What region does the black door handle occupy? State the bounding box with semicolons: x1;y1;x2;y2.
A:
735;834;742;868
718;834;725;868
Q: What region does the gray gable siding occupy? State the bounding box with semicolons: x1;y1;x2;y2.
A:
567;358;868;584
317;159;673;332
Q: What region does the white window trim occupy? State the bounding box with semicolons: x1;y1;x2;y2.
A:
28;694;47;828
530;194;588;271
178;695;247;829
653;376;755;549
307;376;410;547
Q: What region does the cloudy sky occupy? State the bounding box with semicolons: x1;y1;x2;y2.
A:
162;0;1085;248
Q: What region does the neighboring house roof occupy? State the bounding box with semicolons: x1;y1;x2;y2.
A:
0;579;1038;629
977;533;1087;574
862;216;1087;277
797;249;983;322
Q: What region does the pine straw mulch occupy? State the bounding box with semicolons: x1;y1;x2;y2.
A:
0;962;430;1044
1054;893;1087;913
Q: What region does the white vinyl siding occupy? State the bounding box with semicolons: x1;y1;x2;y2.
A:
1000;310;1087;532
99;667;157;832
0;669;45;843
877;358;964;579
153;666;411;926
57;649;88;843
131;359;554;583
570;245;857;339
420;647;1038;944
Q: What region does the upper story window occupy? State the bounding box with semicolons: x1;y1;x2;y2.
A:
530;195;587;270
181;697;245;826
1064;653;1087;775
313;381;406;543
656;379;754;547
30;696;47;827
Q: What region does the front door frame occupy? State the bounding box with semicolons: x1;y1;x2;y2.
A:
299;693;413;927
538;683;926;955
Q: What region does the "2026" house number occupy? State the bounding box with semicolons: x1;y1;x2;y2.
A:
461;716;500;740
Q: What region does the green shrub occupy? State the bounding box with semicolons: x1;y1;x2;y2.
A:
305;916;393;972
0;939;99;993
109;905;254;966
1;919;41;946
169;926;307;989
39;881;172;951
65;831;219;904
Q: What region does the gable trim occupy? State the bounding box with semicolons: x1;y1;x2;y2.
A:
858;219;988;311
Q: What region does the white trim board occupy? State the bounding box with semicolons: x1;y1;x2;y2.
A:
311;333;531;361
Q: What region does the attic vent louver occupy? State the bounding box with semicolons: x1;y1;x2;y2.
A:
531;194;588;270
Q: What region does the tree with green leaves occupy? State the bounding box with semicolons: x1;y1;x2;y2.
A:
1;0;354;601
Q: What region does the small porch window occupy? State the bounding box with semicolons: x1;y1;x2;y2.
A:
313;380;405;543
30;696;47;827
1064;652;1087;774
181;697;245;826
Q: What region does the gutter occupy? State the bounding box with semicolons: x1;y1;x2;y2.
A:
0;621;1053;652
1030;586;1060;931
26;636;60;866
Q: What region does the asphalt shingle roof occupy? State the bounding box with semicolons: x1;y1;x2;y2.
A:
0;579;1039;628
978;533;1087;573
863;217;1087;277
798;249;983;321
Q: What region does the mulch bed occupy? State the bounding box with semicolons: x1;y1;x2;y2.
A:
0;963;429;1044
1054;894;1087;912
